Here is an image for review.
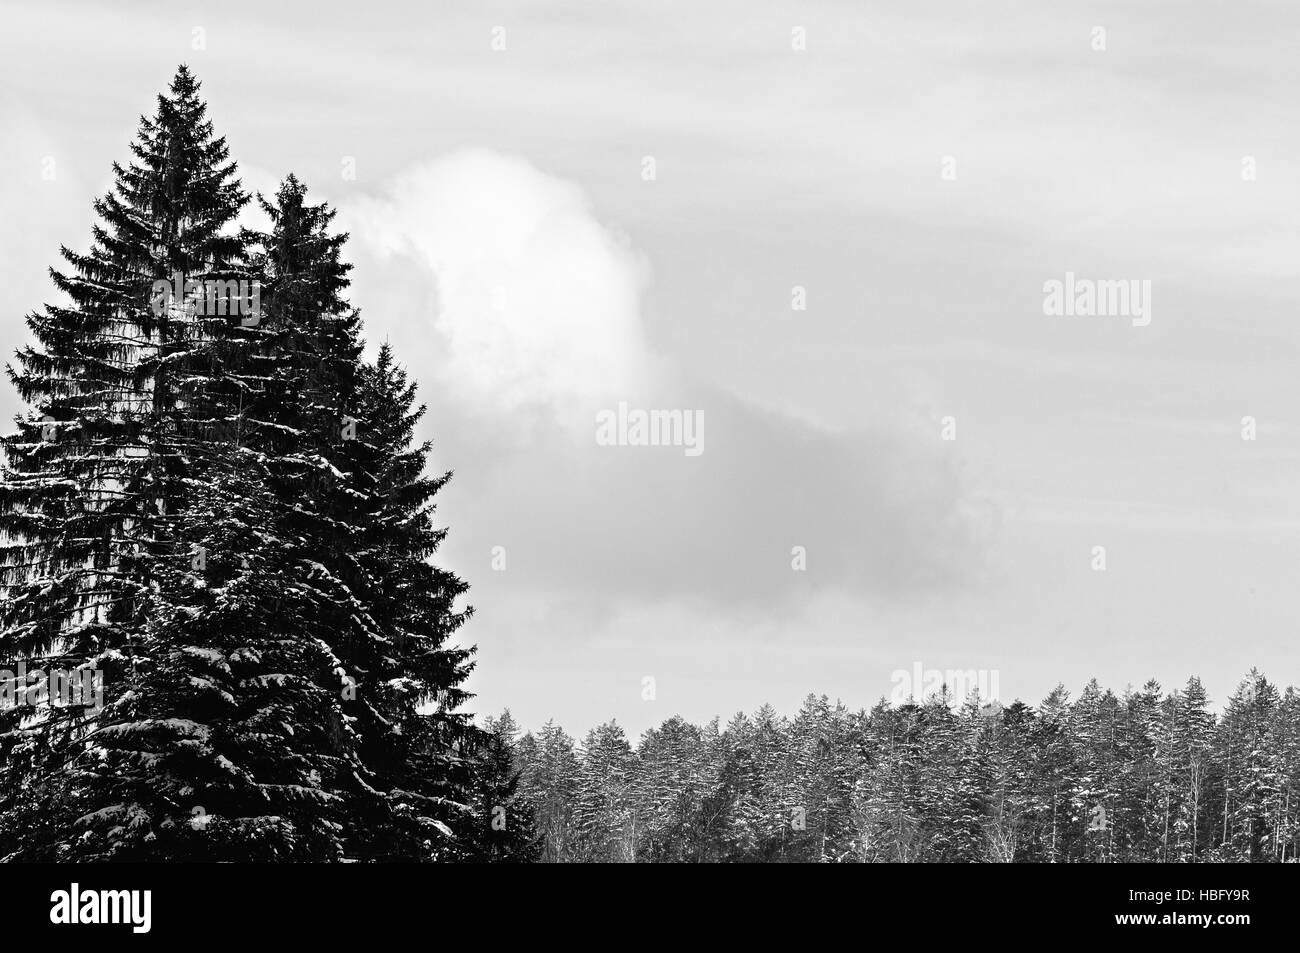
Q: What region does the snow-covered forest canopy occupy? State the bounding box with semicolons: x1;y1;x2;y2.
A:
494;672;1300;863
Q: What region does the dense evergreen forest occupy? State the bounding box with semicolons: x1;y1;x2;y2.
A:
0;67;1294;864
490;673;1300;863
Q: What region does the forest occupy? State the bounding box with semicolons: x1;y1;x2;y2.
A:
484;673;1300;863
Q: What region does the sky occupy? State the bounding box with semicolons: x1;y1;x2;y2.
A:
1;1;1297;739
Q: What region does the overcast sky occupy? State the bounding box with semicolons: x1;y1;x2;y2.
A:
2;1;1297;737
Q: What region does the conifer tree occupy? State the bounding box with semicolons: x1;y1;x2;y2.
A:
1;64;248;663
714;712;766;861
13;453;352;860
462;711;538;862
517;721;581;862
1172;676;1216;861
0;65;270;858
636;716;720;862
574;721;639;861
327;345;475;859
239;179;477;858
1215;670;1282;861
1271;688;1300;861
1;68;476;860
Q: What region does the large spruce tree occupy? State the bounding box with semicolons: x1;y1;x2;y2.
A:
0;66;475;860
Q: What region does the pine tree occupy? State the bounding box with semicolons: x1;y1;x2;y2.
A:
516;721;580;862
748;702;795;860
980;700;1036;862
329;345;476;859
1118;679;1165;862
1066;680;1123;861
13;455;352;860
1031;685;1076;862
0;65;294;859
715;712;766;861
1271;688;1300;861
1215;670;1282;861
1;64;248;665
462;711;538;862
238;174;476;858
853;700;929;862
574;720;640;861
784;694;860;862
635;716;719;862
0;68;476;860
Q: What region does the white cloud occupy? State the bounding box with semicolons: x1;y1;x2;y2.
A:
343;150;652;423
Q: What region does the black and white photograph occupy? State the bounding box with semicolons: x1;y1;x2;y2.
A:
0;0;1291;937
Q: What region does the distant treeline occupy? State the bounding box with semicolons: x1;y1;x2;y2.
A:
470;672;1300;863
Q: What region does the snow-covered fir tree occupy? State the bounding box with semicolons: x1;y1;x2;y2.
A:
0;66;474;861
